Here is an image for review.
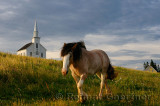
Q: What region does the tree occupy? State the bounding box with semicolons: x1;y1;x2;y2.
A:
146;62;149;67
144;62;149;70
158;65;160;72
150;59;154;67
154;63;158;71
144;62;146;69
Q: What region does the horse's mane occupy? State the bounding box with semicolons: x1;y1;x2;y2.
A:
61;41;86;62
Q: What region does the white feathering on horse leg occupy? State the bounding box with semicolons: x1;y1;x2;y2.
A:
77;74;88;102
77;79;84;88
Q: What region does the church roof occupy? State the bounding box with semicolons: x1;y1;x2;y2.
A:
17;42;33;51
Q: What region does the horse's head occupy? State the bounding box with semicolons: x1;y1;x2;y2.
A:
60;41;86;76
61;51;71;76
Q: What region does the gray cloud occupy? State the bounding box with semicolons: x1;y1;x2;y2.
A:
1;0;160;39
151;54;160;58
107;49;149;58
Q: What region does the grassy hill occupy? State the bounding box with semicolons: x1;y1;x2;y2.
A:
0;52;160;105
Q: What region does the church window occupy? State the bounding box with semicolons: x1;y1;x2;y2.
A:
36;43;38;48
41;53;43;57
30;52;32;56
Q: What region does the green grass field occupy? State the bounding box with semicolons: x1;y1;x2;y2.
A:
0;52;160;105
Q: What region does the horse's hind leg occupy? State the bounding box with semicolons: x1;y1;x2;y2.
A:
105;79;112;95
97;72;112;95
99;73;106;100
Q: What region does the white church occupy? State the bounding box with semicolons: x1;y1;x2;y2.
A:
17;21;47;58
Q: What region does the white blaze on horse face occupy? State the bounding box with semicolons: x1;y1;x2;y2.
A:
62;53;70;70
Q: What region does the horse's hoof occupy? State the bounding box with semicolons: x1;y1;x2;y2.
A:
98;96;103;100
77;100;82;103
77;99;85;103
77;96;87;103
98;94;103;100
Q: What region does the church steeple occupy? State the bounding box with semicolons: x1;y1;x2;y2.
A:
32;20;40;43
33;20;38;37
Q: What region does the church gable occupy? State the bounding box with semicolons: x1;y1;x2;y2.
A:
40;44;47;50
26;43;34;51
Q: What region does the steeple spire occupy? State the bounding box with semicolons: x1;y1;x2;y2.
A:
32;20;40;43
34;20;38;32
33;20;38;37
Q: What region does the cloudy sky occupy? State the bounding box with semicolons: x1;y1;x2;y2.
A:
0;0;160;70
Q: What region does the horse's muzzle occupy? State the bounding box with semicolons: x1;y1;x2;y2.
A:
61;68;68;76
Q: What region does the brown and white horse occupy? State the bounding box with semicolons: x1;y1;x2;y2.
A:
60;41;118;102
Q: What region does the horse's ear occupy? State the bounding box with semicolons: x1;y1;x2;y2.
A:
72;43;78;51
64;43;66;46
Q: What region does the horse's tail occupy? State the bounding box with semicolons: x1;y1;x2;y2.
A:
107;63;118;80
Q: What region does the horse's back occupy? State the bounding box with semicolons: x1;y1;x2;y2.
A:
87;49;110;68
90;49;109;60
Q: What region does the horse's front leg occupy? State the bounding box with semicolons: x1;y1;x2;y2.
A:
77;74;87;103
71;71;79;84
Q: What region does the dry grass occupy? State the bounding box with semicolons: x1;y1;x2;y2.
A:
0;52;160;105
